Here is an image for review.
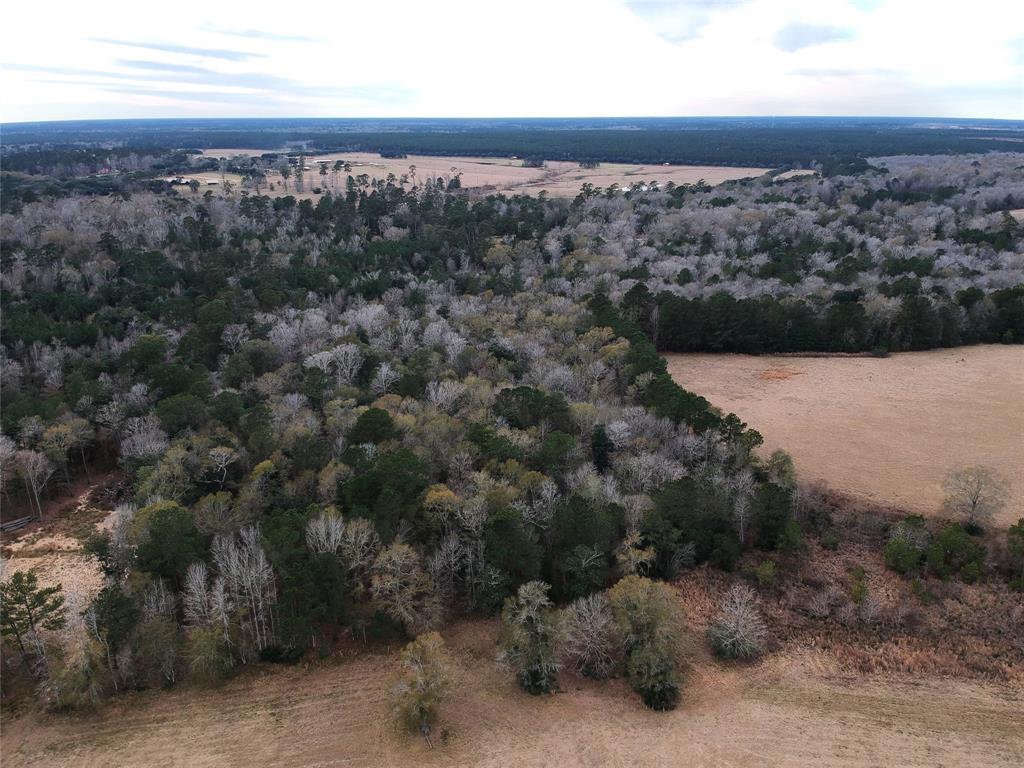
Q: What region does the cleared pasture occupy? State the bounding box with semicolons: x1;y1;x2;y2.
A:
666;346;1024;525
198;149;780;197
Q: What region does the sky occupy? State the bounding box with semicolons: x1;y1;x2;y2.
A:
1;0;1022;122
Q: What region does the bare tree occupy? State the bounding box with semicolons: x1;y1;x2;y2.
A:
942;466;1009;527
426;380;465;413
306;508;345;554
207;447;239;487
221;324;251;352
371;544;439;635
16;450;55;519
212;526;276;656
707;584;767;660
341;518;381;596
371;362;400;395
559;592;617;679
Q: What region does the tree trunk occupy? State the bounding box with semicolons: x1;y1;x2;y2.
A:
80;446;92;483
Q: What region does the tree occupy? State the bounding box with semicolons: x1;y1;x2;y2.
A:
371;544;439;636
349;408;395;445
390;632;454;743
942;466;1009;528
1008;519;1024;589
607;575;682;710
591;425;612;472
135;502;208;587
607;575;680;656
16;450;55;519
559;592;617;679
498;581;560;694
927;523;986;582
0;570;66;669
306;507;345;554
707;584;768;660
90;583;140;689
626;643;679;711
185;625;234;684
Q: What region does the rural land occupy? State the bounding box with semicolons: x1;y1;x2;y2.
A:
1;116;1023;768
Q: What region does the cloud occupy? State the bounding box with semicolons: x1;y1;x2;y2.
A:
774;23;854;53
205;26;321;43
625;0;747;42
117;59;212;74
92;38;266;61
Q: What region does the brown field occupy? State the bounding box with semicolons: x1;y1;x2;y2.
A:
197;149;781;198
2;618;1021;768
666;345;1024;525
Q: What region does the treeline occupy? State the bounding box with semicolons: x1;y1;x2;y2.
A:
4;118;1023;169
625;287;1024;355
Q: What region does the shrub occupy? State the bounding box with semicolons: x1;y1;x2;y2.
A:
752;560;777;588
707;584;767;660
820;531;840;551
927;524;986;581
884;516;930;575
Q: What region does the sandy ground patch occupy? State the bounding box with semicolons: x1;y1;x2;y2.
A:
196;150;774;198
1009;208;1024;222
666;345;1024;525
2;619;1020;768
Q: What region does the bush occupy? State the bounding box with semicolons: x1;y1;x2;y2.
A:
884;516;930;575
927;524;986;581
751;560;777;588
884;539;923;575
820;531;840;551
626;644;679;711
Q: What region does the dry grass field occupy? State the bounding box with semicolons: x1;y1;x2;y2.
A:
2;618;1021;768
666;345;1024;526
197;149;783;198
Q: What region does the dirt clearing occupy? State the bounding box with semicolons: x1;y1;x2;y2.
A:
666;346;1024;525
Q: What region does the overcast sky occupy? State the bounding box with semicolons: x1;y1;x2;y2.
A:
2;0;1021;122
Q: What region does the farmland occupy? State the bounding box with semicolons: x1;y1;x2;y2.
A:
198;149;781;198
666;346;1024;525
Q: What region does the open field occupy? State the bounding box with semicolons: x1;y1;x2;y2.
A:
2;618;1021;768
197;149;788;198
666;345;1024;525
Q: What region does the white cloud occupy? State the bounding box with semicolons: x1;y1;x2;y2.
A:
0;0;1020;121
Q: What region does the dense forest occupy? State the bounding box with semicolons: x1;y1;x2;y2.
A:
1;149;1021;714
